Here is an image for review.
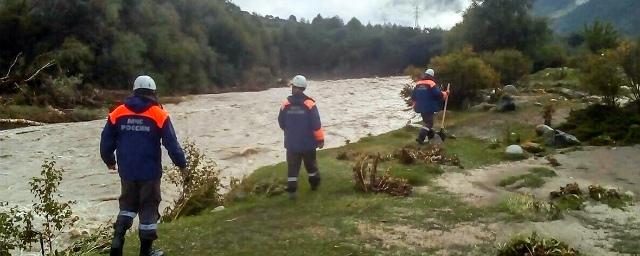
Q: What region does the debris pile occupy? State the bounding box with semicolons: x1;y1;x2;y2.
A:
394;146;462;168
352;155;412;197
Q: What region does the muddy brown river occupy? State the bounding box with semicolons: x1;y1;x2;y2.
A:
0;77;411;242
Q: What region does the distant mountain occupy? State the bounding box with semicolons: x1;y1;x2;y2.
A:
534;0;640;36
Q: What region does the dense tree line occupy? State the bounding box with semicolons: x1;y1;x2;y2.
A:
0;0;443;94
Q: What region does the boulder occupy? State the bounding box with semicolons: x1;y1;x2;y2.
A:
505;145;524;155
503;85;518;95
553;130;581;147
535;125;554;136
521;142;544;153
470;102;496;112
497;95;516;112
211;206;225;213
557;88;587;99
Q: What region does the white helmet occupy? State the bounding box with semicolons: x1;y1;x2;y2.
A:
425;69;435;77
133;75;157;91
290;75;308;88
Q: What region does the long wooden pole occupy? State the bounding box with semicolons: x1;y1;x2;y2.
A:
440;83;450;130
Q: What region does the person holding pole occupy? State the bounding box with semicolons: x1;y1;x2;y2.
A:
411;69;450;145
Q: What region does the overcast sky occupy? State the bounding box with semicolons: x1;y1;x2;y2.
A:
230;0;473;29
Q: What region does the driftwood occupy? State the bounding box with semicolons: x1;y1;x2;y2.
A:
0;118;46;126
1;52;55;88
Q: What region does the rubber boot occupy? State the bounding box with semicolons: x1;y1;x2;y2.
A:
109;229;126;256
309;175;320;191
416;129;428;145
140;239;164;256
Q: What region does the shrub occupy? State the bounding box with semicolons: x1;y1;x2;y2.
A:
403;65;423;81
481;49;533;85
29;159;77;254
558;104;640;145
580;53;625;106
620;38;640;104
162;141;223;221
497;232;581;256
430;46;500;109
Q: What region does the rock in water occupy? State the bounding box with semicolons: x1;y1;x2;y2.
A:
505;145;524;155
620;86;632;97
503;85;518;95
521;142;544;153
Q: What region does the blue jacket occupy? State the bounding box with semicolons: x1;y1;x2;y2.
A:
411;78;447;114
100;95;187;181
278;93;324;152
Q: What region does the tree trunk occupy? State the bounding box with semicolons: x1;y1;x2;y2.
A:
0;119;46;126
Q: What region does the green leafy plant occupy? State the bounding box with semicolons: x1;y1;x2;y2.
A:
28;159;77;255
430;46;501;109
497;232;581;255
163;140;223;221
0;202;36;256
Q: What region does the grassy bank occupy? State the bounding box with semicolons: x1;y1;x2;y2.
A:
106;127;529;256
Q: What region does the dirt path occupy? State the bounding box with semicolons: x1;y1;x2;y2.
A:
0;77;412;232
436;145;640;255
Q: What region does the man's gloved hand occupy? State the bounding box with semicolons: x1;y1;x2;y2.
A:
318;140;325;149
108;165;117;171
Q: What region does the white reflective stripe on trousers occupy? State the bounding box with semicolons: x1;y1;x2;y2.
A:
139;223;158;230
119;211;137;218
308;172;318;177
287;177;298;182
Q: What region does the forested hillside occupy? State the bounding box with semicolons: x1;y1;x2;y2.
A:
0;0;443;93
533;0;640;36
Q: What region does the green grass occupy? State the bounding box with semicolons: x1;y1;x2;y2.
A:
498;167;557;189
520;67;582;90
103;127;516;256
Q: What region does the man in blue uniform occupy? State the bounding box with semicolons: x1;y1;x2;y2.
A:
100;75;187;256
411;69;450;144
278;75;324;200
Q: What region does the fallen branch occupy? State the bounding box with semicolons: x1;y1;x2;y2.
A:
0;118;46;126
24;61;55;82
1;52;22;81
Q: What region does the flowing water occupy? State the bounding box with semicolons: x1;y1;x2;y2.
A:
0;77;412;235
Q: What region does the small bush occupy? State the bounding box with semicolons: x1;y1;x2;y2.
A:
499;194;561;221
580;53;625;106
482;49;533;85
430;46;501;109
403;65;423;82
497;232;581;256
163;141;223;221
587;185;633;209
549;183;586;211
558;104;640;145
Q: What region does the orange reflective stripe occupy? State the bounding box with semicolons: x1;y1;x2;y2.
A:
281;99;291;110
314;128;325;141
416;80;436;88
108;105;168;128
303;99;316;109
